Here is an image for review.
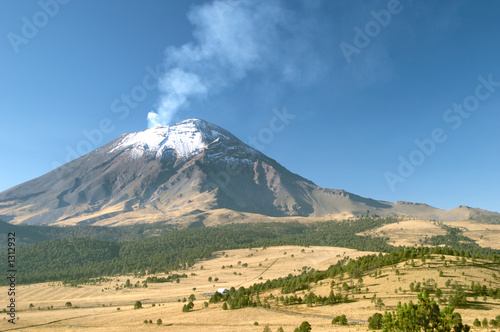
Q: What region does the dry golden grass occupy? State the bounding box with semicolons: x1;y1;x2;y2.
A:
1;246;499;331
360;219;500;251
357;219;446;247
446;220;500;250
0;246;374;331
262;255;500;330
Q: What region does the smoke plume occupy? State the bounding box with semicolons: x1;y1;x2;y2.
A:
148;0;324;127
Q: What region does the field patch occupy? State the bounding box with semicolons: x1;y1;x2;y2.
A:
357;219;446;247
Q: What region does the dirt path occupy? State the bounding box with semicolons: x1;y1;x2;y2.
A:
0;312;109;331
237;258;280;287
259;307;368;324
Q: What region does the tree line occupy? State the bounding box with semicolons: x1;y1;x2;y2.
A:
3;217;499;285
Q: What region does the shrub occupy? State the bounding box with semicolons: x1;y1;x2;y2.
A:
332;315;348;325
294;321;312;332
368;313;383;329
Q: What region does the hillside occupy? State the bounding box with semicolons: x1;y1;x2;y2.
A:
1;245;498;331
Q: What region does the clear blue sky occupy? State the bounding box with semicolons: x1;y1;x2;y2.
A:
1;0;499;213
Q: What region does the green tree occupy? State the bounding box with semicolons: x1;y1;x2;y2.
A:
382;291;470;331
473;318;481;327
65;302;72;308
134;301;142;309
294;321;312;332
376;298;385;310
448;287;467;308
156;318;162;326
262;324;272;332
182;301;194;312
368;313;383;330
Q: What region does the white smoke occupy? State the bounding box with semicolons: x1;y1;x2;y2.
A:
148;0;325;127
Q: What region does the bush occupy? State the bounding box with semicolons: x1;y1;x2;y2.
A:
182;301;194;312
134;301;142;309
294;321;312;332
448;287;467;308
368;313;383;329
156;319;162;326
332;315;348;325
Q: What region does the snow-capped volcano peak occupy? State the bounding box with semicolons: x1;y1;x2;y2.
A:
110;118;231;159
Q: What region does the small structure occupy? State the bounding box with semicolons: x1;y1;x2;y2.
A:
217;288;228;294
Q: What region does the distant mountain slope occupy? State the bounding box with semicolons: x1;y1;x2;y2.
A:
0;119;498;226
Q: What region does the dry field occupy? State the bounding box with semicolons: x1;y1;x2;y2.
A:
1;245;499;331
357;219;447;247
359;219;500;250
260;255;500;330
0;246;374;331
446;220;500;250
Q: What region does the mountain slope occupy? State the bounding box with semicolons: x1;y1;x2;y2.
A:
0;119;498;226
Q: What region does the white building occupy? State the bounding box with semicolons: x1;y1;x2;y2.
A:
217;288;228;294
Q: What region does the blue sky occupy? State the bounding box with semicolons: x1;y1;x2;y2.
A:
1;0;499;212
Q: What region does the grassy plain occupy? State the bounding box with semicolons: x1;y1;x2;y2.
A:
1;244;499;331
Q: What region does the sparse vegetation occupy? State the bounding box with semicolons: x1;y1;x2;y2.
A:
4;218;499;331
4;217;402;285
382;291;470;331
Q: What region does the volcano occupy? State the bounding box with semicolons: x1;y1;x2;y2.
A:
0;119;498;226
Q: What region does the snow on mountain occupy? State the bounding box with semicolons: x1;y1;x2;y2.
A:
110;119;230;159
